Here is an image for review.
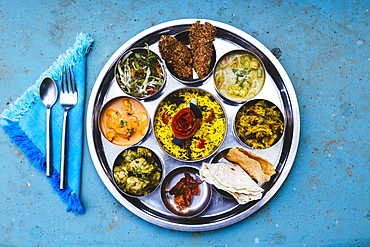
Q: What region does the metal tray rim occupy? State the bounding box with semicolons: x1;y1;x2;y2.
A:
86;18;300;232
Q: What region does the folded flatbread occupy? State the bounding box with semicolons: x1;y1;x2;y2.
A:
225;147;276;183
200;162;263;204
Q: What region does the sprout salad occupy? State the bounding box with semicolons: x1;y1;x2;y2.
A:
116;46;165;98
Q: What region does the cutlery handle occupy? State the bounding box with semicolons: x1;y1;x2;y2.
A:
46;108;52;177
60;110;68;190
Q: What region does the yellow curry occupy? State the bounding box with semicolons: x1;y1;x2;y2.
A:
214;50;265;102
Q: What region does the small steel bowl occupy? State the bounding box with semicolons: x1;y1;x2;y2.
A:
213;49;266;104
99;96;150;146
163;31;217;85
160;166;212;217
112;146;163;198
233;99;285;149
115;48;166;100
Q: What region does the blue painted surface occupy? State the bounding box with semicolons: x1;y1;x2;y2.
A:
0;0;369;246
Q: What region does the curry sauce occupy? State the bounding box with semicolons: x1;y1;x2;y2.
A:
99;97;149;146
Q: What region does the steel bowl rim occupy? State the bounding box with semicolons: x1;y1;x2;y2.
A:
233;98;285;150
111;145;165;198
114;47;167;100
152;87;228;162
98;95;151;146
213;49;267;104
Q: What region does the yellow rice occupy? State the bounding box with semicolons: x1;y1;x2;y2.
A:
154;88;226;160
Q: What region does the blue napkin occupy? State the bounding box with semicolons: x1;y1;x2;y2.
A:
1;33;94;214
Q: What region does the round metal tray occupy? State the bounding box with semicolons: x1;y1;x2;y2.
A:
86;19;300;231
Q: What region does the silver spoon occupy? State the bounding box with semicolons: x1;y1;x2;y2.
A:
40;77;58;177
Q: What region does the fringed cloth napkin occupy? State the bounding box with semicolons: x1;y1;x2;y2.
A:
1;33;94;214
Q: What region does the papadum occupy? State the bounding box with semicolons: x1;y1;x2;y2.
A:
200;162;263;204
225;147;275;183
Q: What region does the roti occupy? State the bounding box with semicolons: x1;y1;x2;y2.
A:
200;162;263;204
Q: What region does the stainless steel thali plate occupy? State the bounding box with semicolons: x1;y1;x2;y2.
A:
86;19;300;232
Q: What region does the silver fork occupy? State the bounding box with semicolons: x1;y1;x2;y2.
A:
59;65;77;190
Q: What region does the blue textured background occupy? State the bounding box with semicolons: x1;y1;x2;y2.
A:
0;0;369;246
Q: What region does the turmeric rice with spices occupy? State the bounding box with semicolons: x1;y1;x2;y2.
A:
154;88;226;161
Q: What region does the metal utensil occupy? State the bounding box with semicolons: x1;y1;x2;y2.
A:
59;65;78;190
40;77;58;177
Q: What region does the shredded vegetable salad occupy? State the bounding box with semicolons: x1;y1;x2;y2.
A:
116;46;165;98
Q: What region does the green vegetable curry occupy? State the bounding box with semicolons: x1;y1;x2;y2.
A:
113;147;162;196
